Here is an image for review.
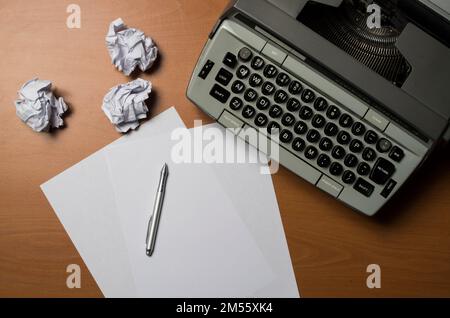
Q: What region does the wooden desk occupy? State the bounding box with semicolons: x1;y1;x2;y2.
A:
0;0;449;297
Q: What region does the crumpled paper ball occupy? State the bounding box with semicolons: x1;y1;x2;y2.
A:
14;78;69;132
102;78;152;133
106;18;158;76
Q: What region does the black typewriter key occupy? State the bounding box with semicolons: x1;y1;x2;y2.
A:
262;81;276;96
238;47;253;62
352;122;366;136
199;60;214;79
381;179;397;198
305;146;319;160
281;113;296;127
357;162;371;176
307;129;321;143
276;72;291;87
317;154;331;168
249;73;263;87
242;105;256;119
280;130;293;143
288;81;303;95
364;130;379;144
256;96;270;110
269;105;283;118
301;89;316;103
344;154;358;168
231;80;245;94
370;158;396;185
237;65;250;79
389;146;405;162
319;137;333;152
274;90;289;104
349;139;364;153
299;106;313;120
312;114;326;129
332;145;346;160
354;178;375;197
377;138;392;153
254;113;268;127
362;147;377;161
229;97;243;111
223;52;237;69
209;84;230;103
324;122;339;137
251;56;265;70
329;162;344;176
294;121;308;135
263;64;278;78
244;88;258;102
339;114;354;128
267;121;281;135
337;131;351;145
215;68;233;86
314;97;328;111
362;147;377;162
292;138;306;152
326;106;341;120
342;170;356;185
287;98;301;112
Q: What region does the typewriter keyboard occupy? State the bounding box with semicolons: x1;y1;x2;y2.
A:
209;47;406;199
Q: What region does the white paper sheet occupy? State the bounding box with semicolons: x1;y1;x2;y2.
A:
41;107;185;297
105;130;275;297
110;124;299;297
41;107;299;298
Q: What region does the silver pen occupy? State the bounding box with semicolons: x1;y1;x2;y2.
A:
146;163;169;257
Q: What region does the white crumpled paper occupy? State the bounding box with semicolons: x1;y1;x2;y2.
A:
106;18;158;76
14;78;69;132
102;79;152;133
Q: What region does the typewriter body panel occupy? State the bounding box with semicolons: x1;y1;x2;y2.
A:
187;0;450;216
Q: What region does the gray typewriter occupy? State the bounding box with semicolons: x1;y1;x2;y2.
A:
187;0;450;216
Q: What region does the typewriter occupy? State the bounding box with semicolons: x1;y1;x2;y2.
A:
187;0;450;216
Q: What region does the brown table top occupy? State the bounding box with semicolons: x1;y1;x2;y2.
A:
0;0;449;297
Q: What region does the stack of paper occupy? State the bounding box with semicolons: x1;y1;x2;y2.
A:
41;107;299;297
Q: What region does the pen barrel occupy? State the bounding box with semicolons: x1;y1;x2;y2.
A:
146;184;167;255
158;174;168;190
146;164;168;257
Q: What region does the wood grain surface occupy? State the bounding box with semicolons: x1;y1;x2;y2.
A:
0;0;449;297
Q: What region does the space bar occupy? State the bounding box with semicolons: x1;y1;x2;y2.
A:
237;125;322;185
